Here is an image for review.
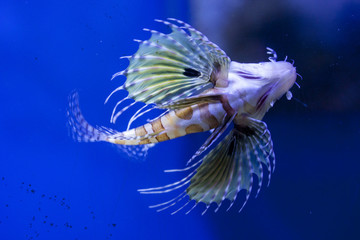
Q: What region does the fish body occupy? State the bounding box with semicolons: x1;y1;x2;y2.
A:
68;18;297;214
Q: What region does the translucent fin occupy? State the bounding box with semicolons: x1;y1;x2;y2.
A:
67;91;156;144
113;143;155;161
67;91;116;142
109;18;230;109
139;116;275;214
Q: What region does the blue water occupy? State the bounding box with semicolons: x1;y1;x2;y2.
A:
1;0;359;239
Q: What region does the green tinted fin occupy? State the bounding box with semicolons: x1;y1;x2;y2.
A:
138;116;275;214
108;18;230;123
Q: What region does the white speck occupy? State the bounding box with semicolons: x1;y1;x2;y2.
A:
286;91;293;100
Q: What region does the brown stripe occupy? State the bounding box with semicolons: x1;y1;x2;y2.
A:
220;95;235;115
135;126;147;136
156;133;170;142
175;107;193;120
139;139;151;144
185;124;204;134
199;103;219;129
151;119;165;133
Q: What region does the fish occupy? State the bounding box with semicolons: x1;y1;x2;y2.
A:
67;18;297;214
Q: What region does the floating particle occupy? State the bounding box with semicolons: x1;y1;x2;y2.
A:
84;226;88;230
1;177;4;181
30;189;35;193
5;204;8;207
50;223;54;227
32;216;35;221
29;184;31;187
41;194;45;198
112;224;116;227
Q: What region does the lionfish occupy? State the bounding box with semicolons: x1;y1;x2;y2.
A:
67;18;297;214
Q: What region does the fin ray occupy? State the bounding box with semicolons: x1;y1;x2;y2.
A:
140;116;275;213
108;18;231;111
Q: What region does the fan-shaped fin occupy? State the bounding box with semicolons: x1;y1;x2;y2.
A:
139;116;275;214
109;18;231;109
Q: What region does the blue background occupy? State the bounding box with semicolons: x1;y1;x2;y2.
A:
1;0;359;239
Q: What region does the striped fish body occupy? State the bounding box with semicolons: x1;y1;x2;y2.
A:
67;18;297;214
107;100;226;145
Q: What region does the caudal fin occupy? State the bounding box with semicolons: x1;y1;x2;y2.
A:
66;91;116;143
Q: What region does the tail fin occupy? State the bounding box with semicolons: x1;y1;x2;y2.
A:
66;91;116;143
67;91;156;159
67;91;166;144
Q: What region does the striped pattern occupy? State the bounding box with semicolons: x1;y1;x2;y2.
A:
66;19;289;215
106;18;230;124
139;116;275;215
107;101;228;145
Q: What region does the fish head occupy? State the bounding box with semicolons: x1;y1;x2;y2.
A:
229;60;297;117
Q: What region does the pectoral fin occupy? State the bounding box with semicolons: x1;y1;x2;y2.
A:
107;18;230;123
138;116;275;214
